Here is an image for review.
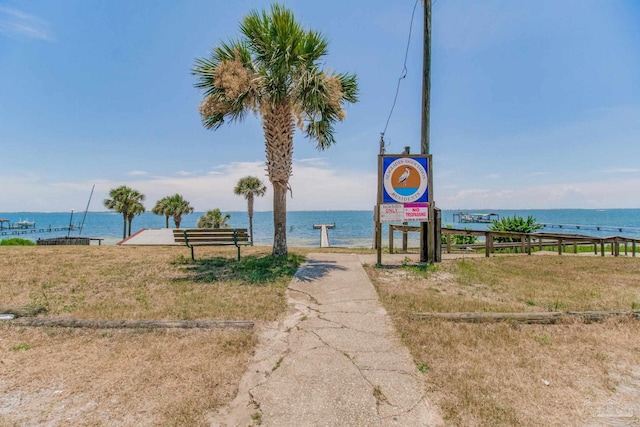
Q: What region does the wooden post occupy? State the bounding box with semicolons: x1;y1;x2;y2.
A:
420;0;432;264
446;233;451;253
402;222;408;252
601;241;605;257
389;224;394;254
558;238;563;255
633;241;636;257
484;232;491;257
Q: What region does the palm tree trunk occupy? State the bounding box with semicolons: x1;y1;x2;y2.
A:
127;217;133;236
248;196;254;246
272;183;287;256
122;214;127;239
263;103;293;257
165;215;169;228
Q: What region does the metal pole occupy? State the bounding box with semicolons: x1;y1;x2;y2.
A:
67;209;74;238
78;184;95;236
420;0;432;263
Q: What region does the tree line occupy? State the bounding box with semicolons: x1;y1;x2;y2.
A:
103;176;266;246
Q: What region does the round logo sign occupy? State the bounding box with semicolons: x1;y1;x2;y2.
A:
383;157;428;203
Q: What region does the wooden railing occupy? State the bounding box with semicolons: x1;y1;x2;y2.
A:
441;228;639;257
387;225;640;257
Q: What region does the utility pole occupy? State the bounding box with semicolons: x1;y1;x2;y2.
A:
420;0;433;263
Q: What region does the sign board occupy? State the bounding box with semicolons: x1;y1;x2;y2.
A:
379;204;404;222
382;156;429;203
403;203;429;221
379;202;429;222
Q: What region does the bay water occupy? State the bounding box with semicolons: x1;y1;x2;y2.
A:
2;209;640;247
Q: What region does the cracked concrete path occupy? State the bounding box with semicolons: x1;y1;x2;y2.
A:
210;253;443;426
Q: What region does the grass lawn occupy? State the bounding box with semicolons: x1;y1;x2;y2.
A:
0;245;301;426
2;245;639;426
366;255;640;426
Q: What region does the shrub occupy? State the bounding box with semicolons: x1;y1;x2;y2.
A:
0;238;35;246
489;215;542;234
441;226;479;246
488;215;542;252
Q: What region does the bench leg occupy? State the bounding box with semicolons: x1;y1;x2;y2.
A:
191;246;195;261
237;245;241;261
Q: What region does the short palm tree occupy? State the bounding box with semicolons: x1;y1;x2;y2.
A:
164;194;194;228
234;176;266;245
198;209;230;229
151;196;171;228
103;185;145;239
193;3;358;256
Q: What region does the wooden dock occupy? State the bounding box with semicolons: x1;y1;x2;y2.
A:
0;226;78;236
541;223;640;234
313;223;335;248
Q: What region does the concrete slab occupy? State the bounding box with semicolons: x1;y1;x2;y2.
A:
210;253;443;426
118;228;177;245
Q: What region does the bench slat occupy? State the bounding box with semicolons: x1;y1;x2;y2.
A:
174;228;251;260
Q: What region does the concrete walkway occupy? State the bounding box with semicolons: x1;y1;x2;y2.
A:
211;253;443;426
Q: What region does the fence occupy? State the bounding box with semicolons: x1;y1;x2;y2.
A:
387;225;640;257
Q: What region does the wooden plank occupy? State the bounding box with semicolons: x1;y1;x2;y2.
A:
410;311;640;324
9;317;254;330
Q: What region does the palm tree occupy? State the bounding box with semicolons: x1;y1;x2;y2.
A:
164;194;194;228
126;200;146;237
151;196;171;228
193;3;358;256
234;176;266;246
104;186;146;239
198;209;230;229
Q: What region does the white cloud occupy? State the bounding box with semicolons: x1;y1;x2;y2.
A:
3;160;638;213
127;170;147;176
0;7;55;41
602;168;640;174
437;179;640;210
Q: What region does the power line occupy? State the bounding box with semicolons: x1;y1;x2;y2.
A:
381;0;420;139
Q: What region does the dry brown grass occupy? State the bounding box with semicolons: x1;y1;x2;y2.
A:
0;245;294;426
366;256;640;426
1;327;254;426
0;245;288;321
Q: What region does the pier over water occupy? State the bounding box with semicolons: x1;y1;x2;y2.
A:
540;223;640;235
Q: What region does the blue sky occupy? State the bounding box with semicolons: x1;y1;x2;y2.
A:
1;0;639;212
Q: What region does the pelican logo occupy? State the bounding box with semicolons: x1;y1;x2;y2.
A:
383;157;428;203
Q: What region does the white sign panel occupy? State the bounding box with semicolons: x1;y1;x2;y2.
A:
403;203;429;221
379;203;429;222
379;204;404;222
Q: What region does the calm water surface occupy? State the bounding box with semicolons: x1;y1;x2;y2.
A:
2;209;639;246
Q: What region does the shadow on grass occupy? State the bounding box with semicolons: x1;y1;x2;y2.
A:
293;258;348;282
172;253;305;285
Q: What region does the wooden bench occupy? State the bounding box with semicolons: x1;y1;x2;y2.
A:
173;228;250;261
